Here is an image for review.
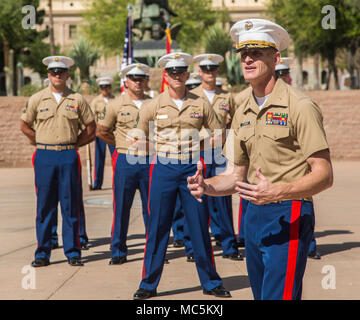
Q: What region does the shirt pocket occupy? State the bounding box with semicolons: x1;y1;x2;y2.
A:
238;126;255;155
117;113;135;129
262;126;293;164
36;109;55;121
155;118;172;129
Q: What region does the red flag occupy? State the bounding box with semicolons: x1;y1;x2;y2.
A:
160;28;172;93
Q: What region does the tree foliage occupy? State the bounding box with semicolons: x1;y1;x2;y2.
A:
0;0;48;72
82;0;230;55
69;37;100;81
82;0;132;56
266;0;360;89
170;0;229;53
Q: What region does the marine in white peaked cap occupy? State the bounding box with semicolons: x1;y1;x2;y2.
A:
187;17;333;301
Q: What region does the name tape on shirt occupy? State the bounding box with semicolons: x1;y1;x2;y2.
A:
156;114;168;119
240;121;251;127
265;112;288;126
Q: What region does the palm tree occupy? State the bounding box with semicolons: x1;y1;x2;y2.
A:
202;24;233;76
70;37;100;82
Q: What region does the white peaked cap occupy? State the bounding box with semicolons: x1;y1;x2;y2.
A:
120;63;150;78
96;77;113;86
275;57;293;71
230;18;290;52
158;52;193;69
42;56;74;69
193;54;224;66
186;73;202;86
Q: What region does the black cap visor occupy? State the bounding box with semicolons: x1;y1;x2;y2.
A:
200;65;219;71
48;67;68;74
165;66;188;75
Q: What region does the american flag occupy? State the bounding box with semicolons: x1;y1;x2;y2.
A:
120;11;133;93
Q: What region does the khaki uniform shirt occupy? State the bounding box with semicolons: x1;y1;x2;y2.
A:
223;79;329;192
90;93;115;122
191;85;236;150
191;85;236;127
98;92;152;155
136;88;222;159
21;86;94;145
234;86;252;110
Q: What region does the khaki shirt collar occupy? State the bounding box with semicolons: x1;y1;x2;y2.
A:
123;91;151;108
41;86;75;106
244;79;289;114
160;88;194;112
193;85;226;101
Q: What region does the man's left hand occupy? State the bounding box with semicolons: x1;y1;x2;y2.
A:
235;167;280;205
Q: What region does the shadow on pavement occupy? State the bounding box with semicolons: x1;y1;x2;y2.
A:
156;275;250;298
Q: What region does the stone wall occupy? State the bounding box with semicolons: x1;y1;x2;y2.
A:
1;90;359;168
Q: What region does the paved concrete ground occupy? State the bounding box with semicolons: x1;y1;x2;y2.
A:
0;161;359;300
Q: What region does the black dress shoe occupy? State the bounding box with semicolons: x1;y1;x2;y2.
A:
237;238;245;248
223;252;244;261
173;240;184;248
51;243;59;250
186;253;195;262
31;258;50;267
133;288;157;300
68;257;84;266
308;251;321;259
80;243;89;250
109;256;127;265
203;286;231;298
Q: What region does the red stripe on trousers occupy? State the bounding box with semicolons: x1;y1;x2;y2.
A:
75;150;82;249
142;155;156;279
32;149;38;193
32;149;38;248
238;197;243;236
200;156;215;266
283;200;301;300
111;150;119;241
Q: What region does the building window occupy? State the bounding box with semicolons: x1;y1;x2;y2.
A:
302;71;308;85
321;70;327;84
69;25;77;39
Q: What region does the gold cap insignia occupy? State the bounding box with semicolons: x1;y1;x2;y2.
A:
174;54;180;59
54;57;60;62
245;21;253;31
208;55;213;60
137;64;142;69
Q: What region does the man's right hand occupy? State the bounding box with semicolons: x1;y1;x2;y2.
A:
187;161;206;202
